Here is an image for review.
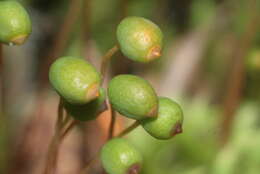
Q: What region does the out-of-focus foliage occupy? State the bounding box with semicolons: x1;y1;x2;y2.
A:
213;102;260;174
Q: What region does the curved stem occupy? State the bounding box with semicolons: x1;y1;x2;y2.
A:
108;105;116;139
56;98;64;130
43;100;78;174
43;98;64;174
61;119;77;139
79;153;100;174
100;45;119;83
116;121;140;137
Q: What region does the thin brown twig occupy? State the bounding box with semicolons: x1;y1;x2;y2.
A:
43;99;77;174
56;97;64;130
61;111;72;128
108;108;116;139
79;153;100;174
100;45;119;83
43;99;64;174
61;119;77;140
43;134;60;174
81;0;91;59
220;0;259;145
0;44;5;113
117;121;140;137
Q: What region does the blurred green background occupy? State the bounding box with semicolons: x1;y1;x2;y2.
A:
0;0;260;174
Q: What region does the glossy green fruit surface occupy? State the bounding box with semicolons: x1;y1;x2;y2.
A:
101;138;142;174
0;1;32;45
64;88;106;121
117;16;163;63
49;57;101;104
141;97;183;140
108;75;158;120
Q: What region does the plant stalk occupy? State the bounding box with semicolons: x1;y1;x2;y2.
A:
117;121;140;137
100;45;119;83
43;98;77;174
108;106;116;139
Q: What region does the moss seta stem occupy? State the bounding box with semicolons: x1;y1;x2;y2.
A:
100;45;119;83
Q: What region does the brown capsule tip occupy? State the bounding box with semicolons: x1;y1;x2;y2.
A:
86;83;99;101
10;34;29;45
171;123;183;137
126;164;141;174
147;105;158;117
147;45;161;61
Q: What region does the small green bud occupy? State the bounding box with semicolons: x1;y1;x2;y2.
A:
117;16;163;63
0;1;32;45
101;138;142;174
141;97;183;140
108;75;158;120
64;88;106;121
49;57;101;105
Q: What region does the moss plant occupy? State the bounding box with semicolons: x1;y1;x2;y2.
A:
45;14;184;174
0;1;32;45
117;16;163;63
49;56;101;105
108;74;158;120
101;138;143;174
141;97;184;140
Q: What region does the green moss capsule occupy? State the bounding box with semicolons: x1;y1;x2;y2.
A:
64;88;106;121
0;1;32;45
49;57;101;105
141;97;183;140
101;138;142;174
108;74;158;120
117;16;163;63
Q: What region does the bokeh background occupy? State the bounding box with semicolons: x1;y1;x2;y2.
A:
0;0;260;174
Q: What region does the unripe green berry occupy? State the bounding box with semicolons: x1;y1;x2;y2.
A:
108;75;158;120
0;1;32;45
117;16;163;63
101;138;142;174
141;97;183;140
64;88;106;121
49;57;101;105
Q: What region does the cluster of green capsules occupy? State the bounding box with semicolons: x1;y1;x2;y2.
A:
49;17;183;174
0;2;184;174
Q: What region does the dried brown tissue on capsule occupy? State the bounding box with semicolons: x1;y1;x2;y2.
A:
86;83;100;101
146;45;161;61
171;123;183;137
10;34;28;45
127;163;141;174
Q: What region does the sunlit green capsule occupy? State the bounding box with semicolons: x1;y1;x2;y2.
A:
0;1;32;45
101;138;142;174
117;16;163;63
141;97;184;140
108;74;158;120
49;57;101;105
